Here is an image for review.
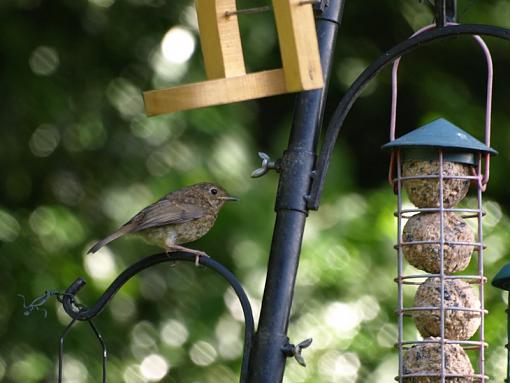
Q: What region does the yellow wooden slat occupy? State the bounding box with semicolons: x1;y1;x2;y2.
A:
143;69;288;116
271;0;323;91
144;0;325;116
195;0;246;79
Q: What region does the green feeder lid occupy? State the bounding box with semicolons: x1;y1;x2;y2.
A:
382;118;497;155
492;262;510;291
401;147;477;166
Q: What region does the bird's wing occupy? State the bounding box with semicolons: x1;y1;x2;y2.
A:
128;198;205;232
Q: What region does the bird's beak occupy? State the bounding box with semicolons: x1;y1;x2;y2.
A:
218;195;239;202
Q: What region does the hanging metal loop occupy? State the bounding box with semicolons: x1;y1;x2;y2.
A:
307;23;510;211
58;318;106;383
388;22;494;191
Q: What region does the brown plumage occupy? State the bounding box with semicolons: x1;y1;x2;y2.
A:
88;182;238;263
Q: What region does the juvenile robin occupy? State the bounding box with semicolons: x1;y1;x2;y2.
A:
88;182;238;264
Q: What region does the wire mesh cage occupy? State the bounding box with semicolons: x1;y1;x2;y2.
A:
393;147;489;382
380;21;498;381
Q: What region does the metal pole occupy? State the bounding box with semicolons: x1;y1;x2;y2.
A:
247;2;345;382
507;292;510;383
491;263;510;382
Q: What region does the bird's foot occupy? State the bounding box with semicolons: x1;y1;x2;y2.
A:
165;244;209;267
193;251;209;267
163;250;178;267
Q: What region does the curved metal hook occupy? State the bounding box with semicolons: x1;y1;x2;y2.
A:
388;22;494;189
307;23;510;210
61;252;255;383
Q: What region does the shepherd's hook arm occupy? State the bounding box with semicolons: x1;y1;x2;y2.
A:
61;252;255;383
307;23;510;210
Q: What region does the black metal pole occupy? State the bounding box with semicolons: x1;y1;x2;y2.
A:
507;292;510;383
492;263;510;382
246;2;345;382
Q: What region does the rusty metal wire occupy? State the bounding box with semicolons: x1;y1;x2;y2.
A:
17;290;76;318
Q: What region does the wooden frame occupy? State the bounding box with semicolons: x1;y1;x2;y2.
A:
143;0;323;116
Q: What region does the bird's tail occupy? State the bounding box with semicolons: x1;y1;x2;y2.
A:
88;225;132;254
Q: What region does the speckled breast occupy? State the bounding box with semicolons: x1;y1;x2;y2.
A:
139;213;218;248
173;214;217;244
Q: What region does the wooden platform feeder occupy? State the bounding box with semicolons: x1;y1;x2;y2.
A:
143;0;324;116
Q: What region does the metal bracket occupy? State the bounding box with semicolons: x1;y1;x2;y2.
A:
435;0;457;26
282;338;313;367
310;0;329;14
419;1;457;25
251;152;281;178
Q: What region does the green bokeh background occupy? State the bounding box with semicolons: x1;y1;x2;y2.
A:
1;0;510;382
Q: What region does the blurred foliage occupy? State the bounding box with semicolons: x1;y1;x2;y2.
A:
1;0;510;382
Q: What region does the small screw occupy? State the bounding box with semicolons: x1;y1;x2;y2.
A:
282;338;313;367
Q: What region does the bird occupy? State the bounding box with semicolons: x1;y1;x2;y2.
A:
88;182;238;265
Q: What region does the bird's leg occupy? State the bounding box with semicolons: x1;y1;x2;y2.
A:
164;241;209;266
162;249;177;268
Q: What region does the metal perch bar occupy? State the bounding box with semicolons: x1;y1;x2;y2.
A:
60;252;255;383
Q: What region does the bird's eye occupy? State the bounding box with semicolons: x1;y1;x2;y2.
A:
210;188;218;195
